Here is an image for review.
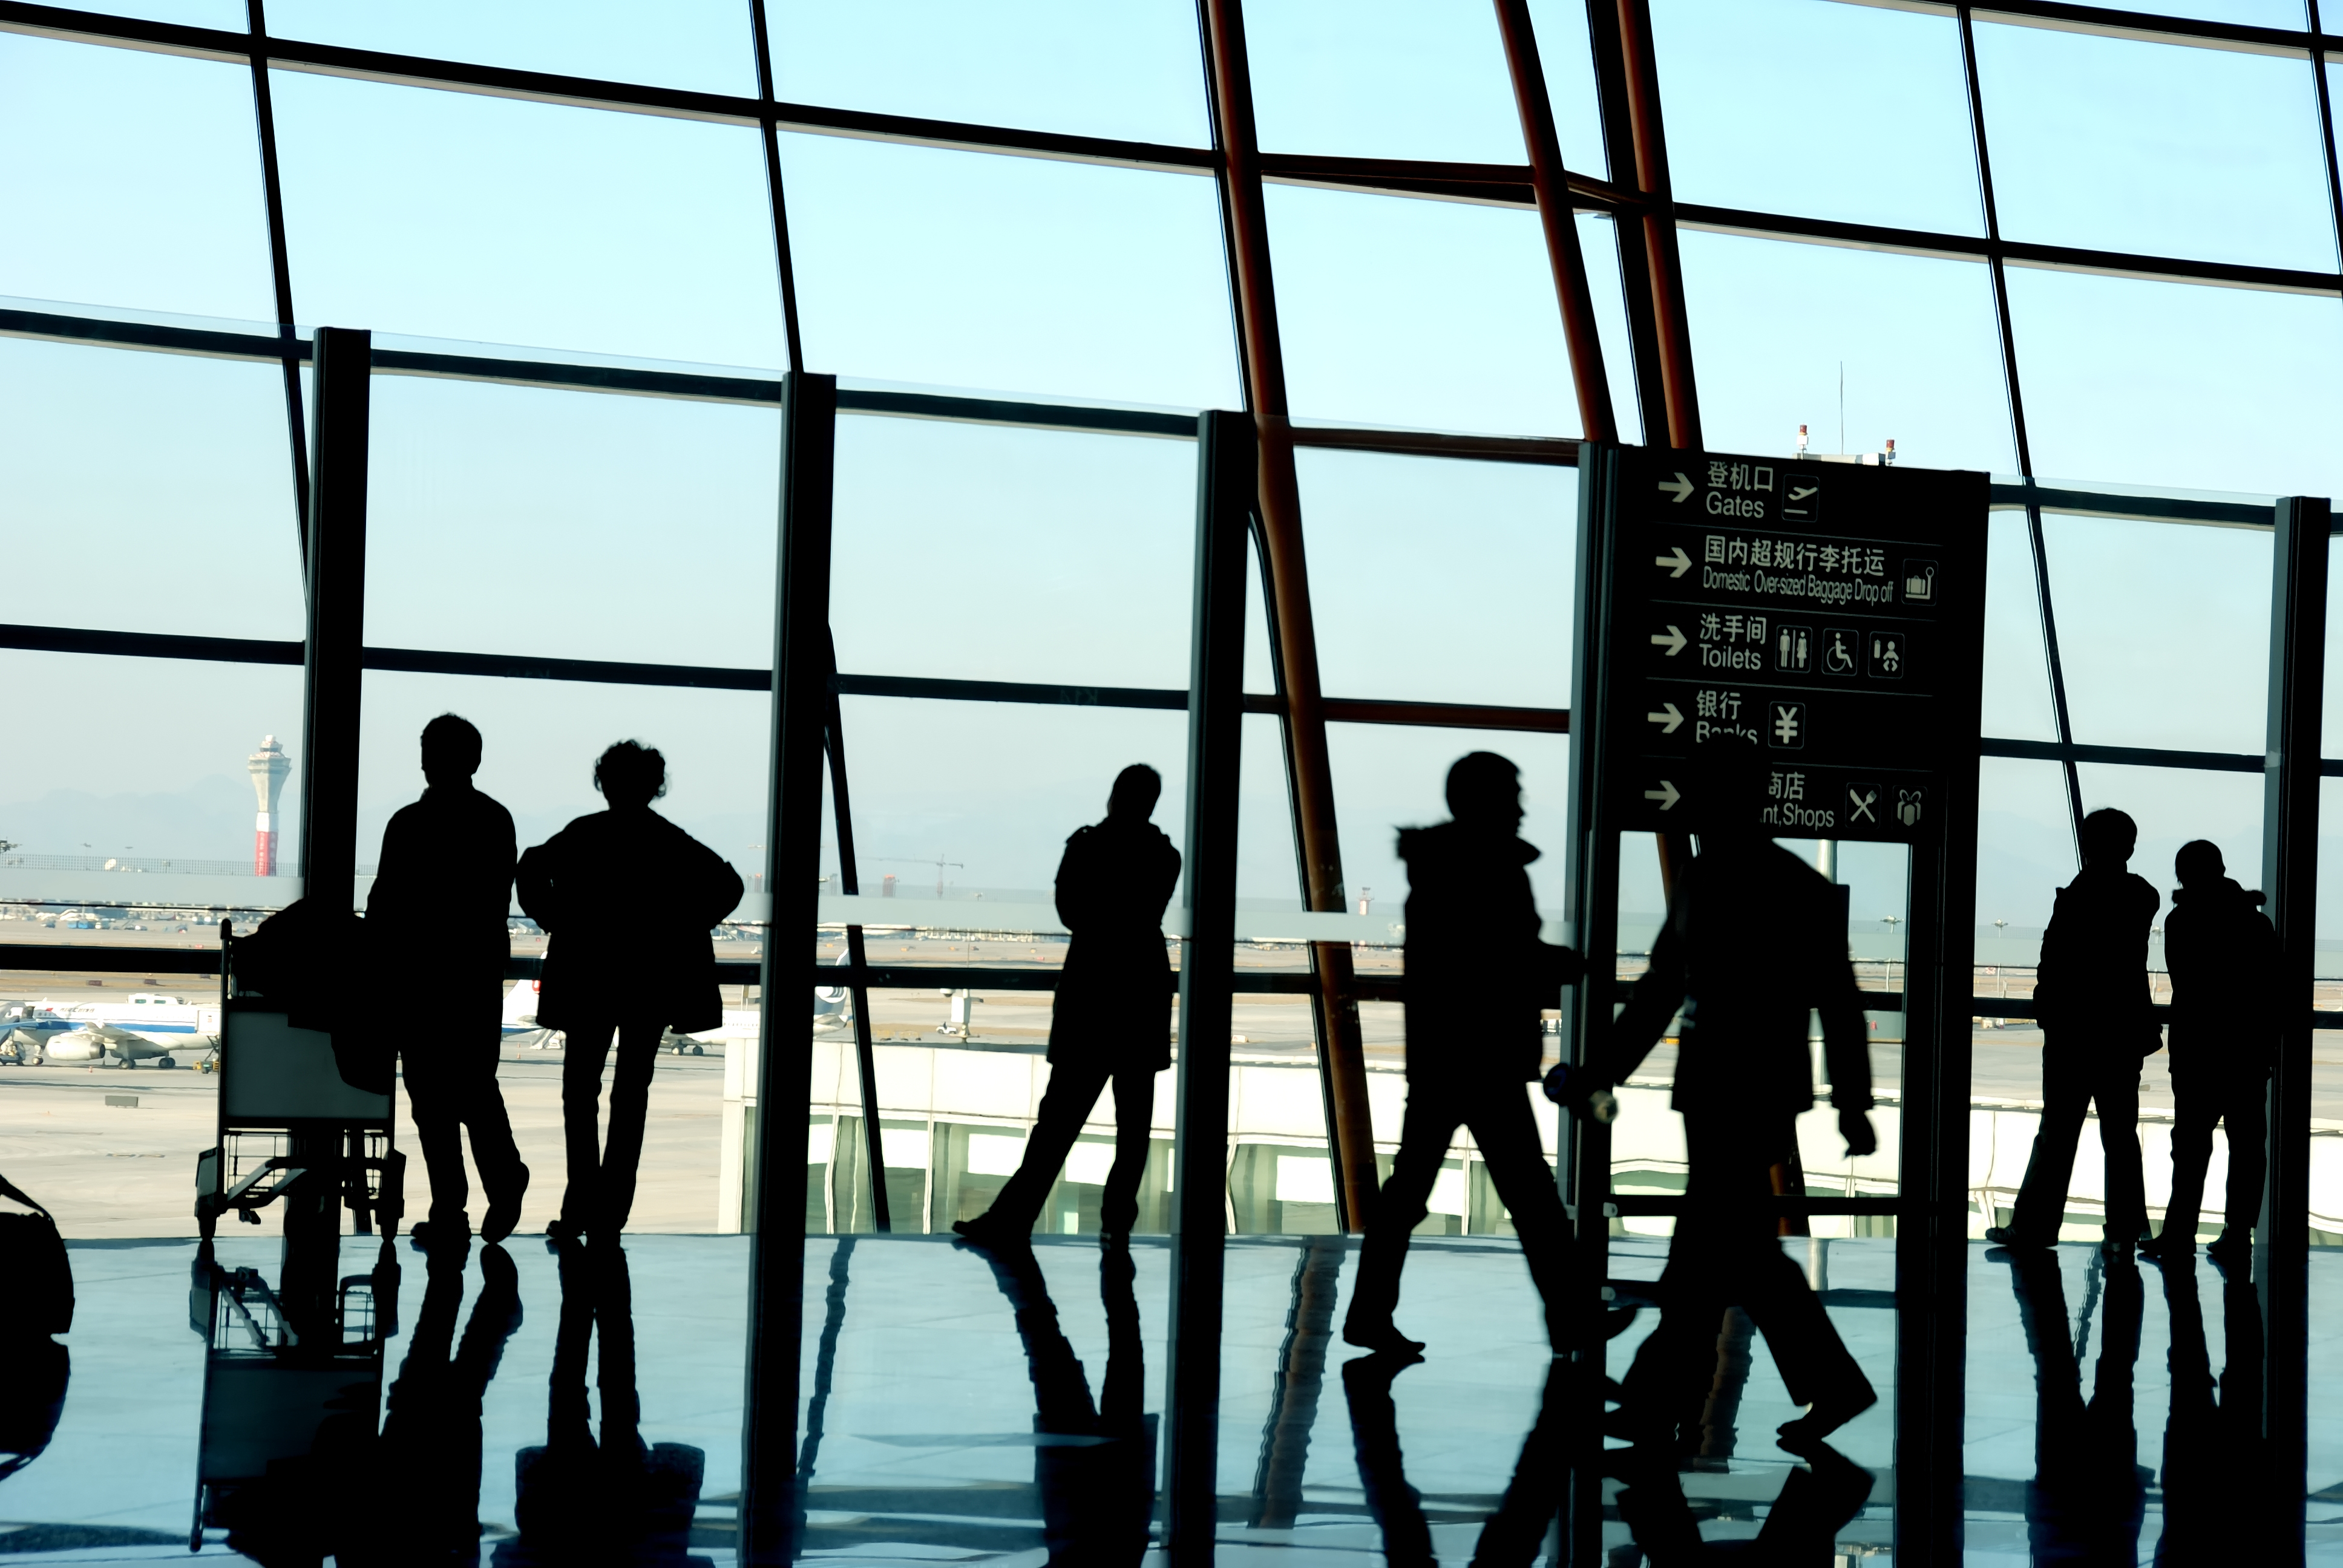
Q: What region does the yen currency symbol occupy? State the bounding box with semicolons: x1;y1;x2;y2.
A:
1771;702;1805;748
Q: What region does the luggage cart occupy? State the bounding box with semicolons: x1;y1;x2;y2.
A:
193;920;404;1240
186;918;406;1555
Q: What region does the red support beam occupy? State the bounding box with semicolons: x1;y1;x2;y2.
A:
1198;0;1380;1233
1492;0;1618;445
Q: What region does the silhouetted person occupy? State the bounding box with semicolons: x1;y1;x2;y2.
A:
369;713;526;1247
970;1241;1154;1563
954;765;1181;1247
517;742;744;1242
2005;1249;2146;1561
352;1238;522;1567
2156;1258;2270;1562
1343;753;1582;1357
1578;755;1878;1451
2144;840;2273;1268
496;1242;706;1568
1986;808;2159;1255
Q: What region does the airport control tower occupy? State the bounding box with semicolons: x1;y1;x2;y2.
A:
248;736;290;877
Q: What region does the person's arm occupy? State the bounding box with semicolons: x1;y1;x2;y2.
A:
1589;909;1686;1086
514;836;560;933
365;809;414;927
1816;933;1877;1154
1052;834;1090;935
701;846;746;929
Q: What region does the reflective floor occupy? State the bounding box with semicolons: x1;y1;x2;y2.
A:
12;1234;2343;1563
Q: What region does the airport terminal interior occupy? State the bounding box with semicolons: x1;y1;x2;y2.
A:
9;0;2343;1563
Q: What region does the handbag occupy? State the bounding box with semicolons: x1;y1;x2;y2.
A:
0;1170;71;1336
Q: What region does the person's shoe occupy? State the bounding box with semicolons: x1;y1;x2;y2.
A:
2101;1233;2135;1258
1777;1383;1879;1452
1340;1316;1425;1359
1983;1226;2044;1253
2138;1233;2192;1265
2206;1230;2253;1267
410;1214;471;1252
951;1213;1028;1250
481;1162;529;1246
546;1215;589;1249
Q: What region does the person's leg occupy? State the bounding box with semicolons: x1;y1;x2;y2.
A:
595;1018;665;1234
1466;1086;1576;1342
969;1059;1112;1236
2220;1075;2269;1245
558;1019;618;1230
1100;1067;1157;1238
1344;1083;1460;1347
2158;1085;2218;1252
2006;1046;2090;1242
457;991;525;1212
402;1045;470;1227
2095;1062;2146;1246
1617;1114;1749;1446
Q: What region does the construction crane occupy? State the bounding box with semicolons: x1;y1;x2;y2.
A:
873;855;965;898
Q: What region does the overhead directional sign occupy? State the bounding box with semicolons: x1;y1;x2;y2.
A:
1575;445;1987;843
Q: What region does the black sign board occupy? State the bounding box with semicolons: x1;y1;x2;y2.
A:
1579;445;1987;842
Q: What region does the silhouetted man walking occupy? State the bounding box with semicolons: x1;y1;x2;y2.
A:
369;714;527;1246
1342;752;1581;1357
1987;807;2159;1255
1579;757;1878;1451
2145;839;2273;1267
955;764;1181;1247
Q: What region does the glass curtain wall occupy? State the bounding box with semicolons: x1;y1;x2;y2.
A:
9;0;2343;1557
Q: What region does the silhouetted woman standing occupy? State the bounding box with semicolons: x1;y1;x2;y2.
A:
518;741;743;1241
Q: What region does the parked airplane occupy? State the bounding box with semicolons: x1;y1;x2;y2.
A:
0;993;221;1067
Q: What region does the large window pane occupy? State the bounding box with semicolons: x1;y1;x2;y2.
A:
835;698;1187;904
0;36;275;321
1655;0;1982;235
1267;185;1576;436
1326;724;1572;940
1246;0;1524;162
0;651;306;912
2042;515;2270;753
1976;22;2333;271
831;417;1194;688
1678;231;2014;472
784;137;1237;410
2005;269;2343;499
1529;0;1610;178
772;0;1208;146
273;74;783;365
1296;448;1575;707
267;0;758;96
1981;511;2059;743
364;371;778;665
0;338;304;641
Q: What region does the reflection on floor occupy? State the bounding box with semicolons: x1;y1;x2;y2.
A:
15;1235;2343;1563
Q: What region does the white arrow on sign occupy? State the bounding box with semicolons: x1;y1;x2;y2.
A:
1657;472;1694;503
1650;624;1687;657
1654;545;1691;578
1644;780;1680;811
1647;702;1683;734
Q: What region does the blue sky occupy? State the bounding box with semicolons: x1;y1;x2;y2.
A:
4;1;2339;934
